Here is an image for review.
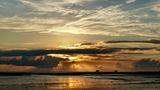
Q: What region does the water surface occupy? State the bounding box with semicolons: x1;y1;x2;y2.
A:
0;74;160;90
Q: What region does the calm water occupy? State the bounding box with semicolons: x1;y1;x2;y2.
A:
0;75;160;90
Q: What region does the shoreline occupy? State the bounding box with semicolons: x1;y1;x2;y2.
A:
0;71;160;76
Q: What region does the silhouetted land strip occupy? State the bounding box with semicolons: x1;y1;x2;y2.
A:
0;72;160;76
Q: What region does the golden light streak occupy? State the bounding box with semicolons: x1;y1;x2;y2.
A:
49;26;88;34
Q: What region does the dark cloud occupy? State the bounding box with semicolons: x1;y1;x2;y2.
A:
134;58;160;70
0;49;118;56
106;40;160;44
0;48;156;56
80;42;95;46
0;56;65;68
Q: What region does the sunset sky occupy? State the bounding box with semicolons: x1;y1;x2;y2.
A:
0;0;160;72
0;0;160;49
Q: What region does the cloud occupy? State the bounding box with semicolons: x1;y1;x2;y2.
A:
0;5;3;8
106;40;160;44
0;0;160;39
0;49;119;56
23;42;40;45
64;4;160;37
126;0;136;4
134;58;160;71
153;4;160;11
0;16;66;32
19;0;88;14
64;5;130;35
0;47;157;56
63;0;93;3
0;56;64;68
80;42;95;46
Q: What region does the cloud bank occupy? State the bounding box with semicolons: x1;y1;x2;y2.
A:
0;56;64;68
134;58;160;71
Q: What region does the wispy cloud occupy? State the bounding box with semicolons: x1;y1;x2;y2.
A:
0;0;160;39
0;5;3;8
0;16;66;31
153;3;160;11
64;4;160;37
126;0;137;4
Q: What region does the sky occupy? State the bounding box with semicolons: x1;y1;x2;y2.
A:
0;0;160;49
1;0;160;72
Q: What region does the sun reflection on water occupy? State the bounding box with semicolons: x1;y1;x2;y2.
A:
46;76;117;90
67;78;79;88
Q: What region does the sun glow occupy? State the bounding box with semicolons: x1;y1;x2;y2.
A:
49;26;88;34
47;54;82;62
48;54;69;59
58;43;81;49
48;54;93;62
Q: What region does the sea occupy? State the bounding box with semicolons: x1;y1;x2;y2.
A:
0;74;160;90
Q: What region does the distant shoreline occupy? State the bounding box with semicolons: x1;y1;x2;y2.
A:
0;72;160;76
